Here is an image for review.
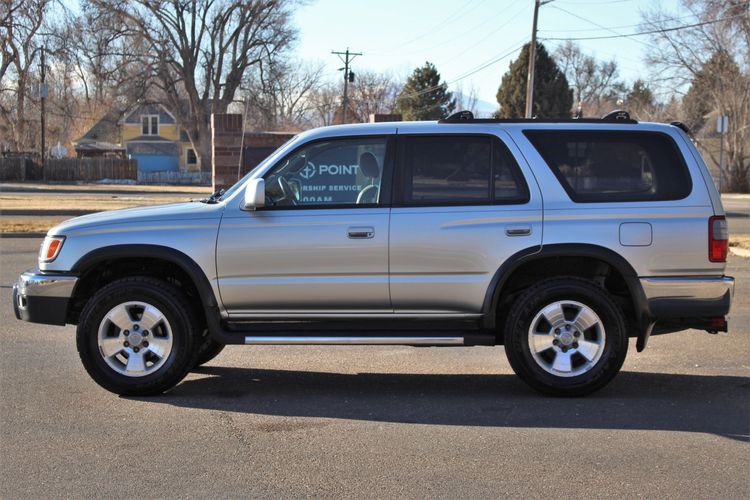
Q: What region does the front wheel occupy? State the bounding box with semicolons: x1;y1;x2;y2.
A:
76;277;199;396
503;277;628;396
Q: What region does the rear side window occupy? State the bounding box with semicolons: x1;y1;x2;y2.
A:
400;135;529;205
524;130;692;202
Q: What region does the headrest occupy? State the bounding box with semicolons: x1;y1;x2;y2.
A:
359;152;380;178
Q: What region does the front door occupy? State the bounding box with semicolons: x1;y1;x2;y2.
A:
217;135;394;318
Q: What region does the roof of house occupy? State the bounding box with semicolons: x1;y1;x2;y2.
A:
74;109;123;146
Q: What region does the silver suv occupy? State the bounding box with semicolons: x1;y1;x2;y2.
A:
13;111;735;396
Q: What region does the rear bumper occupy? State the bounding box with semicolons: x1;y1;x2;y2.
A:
12;269;78;326
640;275;734;322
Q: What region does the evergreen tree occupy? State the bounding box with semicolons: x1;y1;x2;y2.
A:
395;62;455;120
495;43;573;118
682;50;740;132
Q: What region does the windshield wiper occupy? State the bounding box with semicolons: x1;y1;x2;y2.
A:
200;188;225;204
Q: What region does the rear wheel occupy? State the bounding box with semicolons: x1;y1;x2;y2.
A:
76;276;199;396
503;277;628;396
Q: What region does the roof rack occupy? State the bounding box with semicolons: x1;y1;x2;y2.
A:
439;109;638;125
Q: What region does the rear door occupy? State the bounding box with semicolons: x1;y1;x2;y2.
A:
389;129;543;315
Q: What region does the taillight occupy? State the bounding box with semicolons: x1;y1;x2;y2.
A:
39;236;65;263
708;216;728;263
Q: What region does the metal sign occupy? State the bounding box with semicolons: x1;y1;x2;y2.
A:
716;115;729;134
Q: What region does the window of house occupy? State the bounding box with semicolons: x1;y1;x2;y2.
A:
263;137;388;208
141;115;159;135
524;130;692;202
186;148;198;165
400;135;529;205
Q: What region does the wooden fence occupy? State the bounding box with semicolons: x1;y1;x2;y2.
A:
0;158;137;182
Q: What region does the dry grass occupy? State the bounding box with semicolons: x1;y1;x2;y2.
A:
1;182;211;194
0;217;67;234
729;234;750;249
0;193;202;212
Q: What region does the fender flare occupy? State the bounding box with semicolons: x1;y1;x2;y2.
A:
482;243;652;348
71;244;218;308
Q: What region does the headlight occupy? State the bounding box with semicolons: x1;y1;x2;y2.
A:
39;236;65;263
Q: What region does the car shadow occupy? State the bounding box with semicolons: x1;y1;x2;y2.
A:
136;367;750;441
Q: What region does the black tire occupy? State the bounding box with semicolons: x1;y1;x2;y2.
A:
192;333;225;368
503;276;628;397
76;276;199;396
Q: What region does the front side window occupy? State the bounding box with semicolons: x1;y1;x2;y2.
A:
400;135;529;205
524;130;692;202
263;137;387;208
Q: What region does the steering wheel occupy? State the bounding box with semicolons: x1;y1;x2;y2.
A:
275;176;297;206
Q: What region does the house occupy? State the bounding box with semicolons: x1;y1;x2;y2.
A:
74;103;200;173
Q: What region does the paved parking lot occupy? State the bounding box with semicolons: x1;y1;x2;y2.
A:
1;237;748;498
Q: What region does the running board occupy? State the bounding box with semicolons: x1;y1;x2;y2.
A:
242;336;464;345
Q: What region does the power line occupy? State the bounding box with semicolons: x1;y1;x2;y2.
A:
541;12;749;41
396;39;528;102
375;0;485;53
550;4;650;47
389;1;530;58
436;3;531;67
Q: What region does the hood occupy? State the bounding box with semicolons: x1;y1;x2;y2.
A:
49;201;224;235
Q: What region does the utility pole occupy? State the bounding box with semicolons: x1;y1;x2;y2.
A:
525;0;553;118
40;46;47;163
332;48;361;124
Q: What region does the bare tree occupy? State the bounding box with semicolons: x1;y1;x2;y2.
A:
453;82;479;115
554;41;625;117
347;70;401;122
643;0;749;191
94;0;298;171
0;0;50;151
243;59;324;131
307;82;339;127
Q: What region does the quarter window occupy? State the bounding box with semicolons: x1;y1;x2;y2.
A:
524;130;692;202
400;135;528;205
263;137;388;208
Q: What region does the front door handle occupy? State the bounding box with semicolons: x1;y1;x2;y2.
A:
347;226;375;239
505;225;531;236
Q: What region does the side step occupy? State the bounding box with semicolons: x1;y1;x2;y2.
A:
242;336;464;345
204;307;496;346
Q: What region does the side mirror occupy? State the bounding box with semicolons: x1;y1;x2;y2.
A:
242;178;265;210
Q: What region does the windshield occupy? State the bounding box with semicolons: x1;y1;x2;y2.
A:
218;136;297;201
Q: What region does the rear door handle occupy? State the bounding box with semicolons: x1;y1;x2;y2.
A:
505;225;531;236
347;226;375;239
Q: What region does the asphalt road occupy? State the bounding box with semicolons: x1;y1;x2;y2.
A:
1;237;748;499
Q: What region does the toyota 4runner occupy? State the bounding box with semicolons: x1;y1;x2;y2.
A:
13;111;735;396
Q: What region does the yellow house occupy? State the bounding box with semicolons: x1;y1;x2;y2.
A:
119;103;200;172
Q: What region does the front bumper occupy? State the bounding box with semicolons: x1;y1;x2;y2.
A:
640;276;735;320
12;269;78;326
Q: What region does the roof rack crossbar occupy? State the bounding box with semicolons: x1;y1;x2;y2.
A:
439;109;638;125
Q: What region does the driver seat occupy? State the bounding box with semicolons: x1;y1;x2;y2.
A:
356;152;380;204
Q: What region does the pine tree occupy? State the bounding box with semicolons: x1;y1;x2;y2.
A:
682;50;740;132
495;43;573;118
395;62;455;120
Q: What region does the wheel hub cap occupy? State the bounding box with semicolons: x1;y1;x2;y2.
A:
527;300;606;378
128;331;143;346
97;301;173;378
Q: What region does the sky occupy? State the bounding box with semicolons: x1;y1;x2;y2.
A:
293;0;684;114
